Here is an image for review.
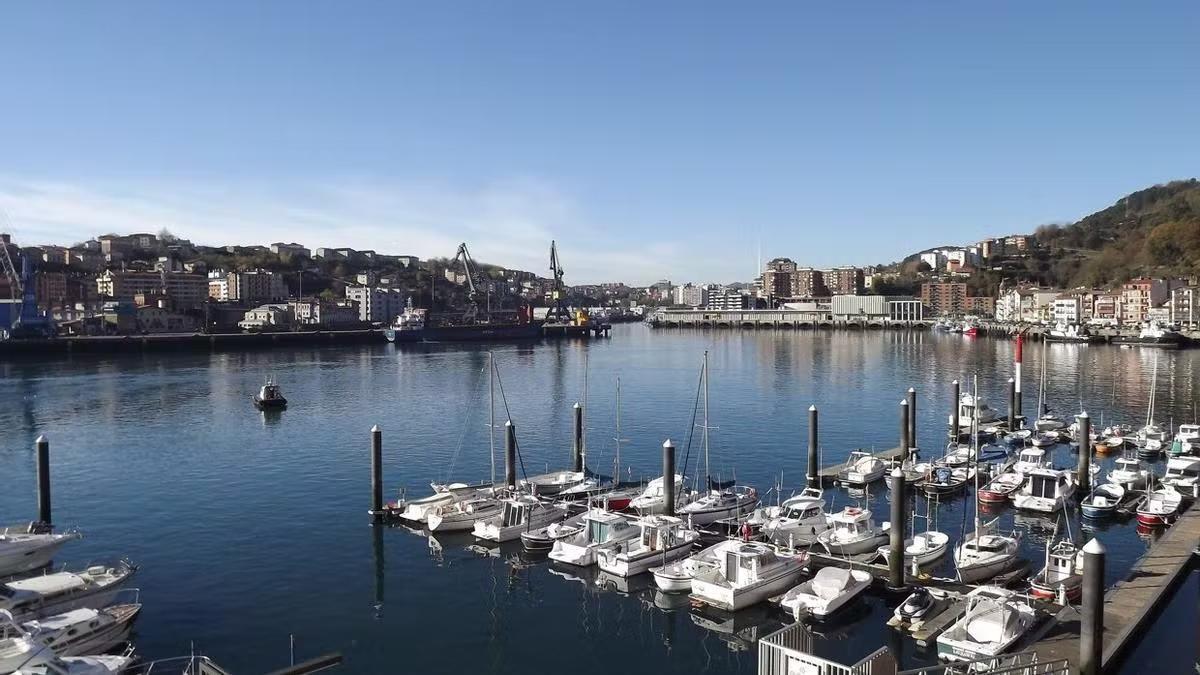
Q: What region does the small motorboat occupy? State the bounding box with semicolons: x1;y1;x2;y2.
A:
936;586;1037;664
779;566;872;620
651;539;739;592
595;515;698;578
954;523;1019;584
253;377;287;410
520;511;587;551
547;510;639;565
877;530;950;567
1107;456;1149;491
628;475;689;514
1135;487;1182;527
1011;469;1076;514
690;542;807;612
0;604;141;671
0;525;81;578
1031;432;1059;448
1080;483;1125;519
922;466;970;496
676;485;759;526
1029;539;1083;601
1171;424;1200;456
519;469;586;497
1003;429;1032;446
1160;456;1200;498
472;495;569;543
890;587;948;627
427;494;505;533
837;451;886;485
978;472;1024;504
1011;448;1049;475
817;506;889;556
1138;438;1164;459
759;488;832;547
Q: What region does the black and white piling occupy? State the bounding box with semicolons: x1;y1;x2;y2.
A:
899;399;910;458
807;405;819;489
906;387;917;454
887;467;906;590
1081;537;1106;675
662;438;676;517
572;402;584;473
505;420;517;489
370;425;383;522
1076;412;1092;493
951;380;960;441
35;436;51;527
1007;378;1016;430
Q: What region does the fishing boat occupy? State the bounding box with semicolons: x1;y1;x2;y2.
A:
1029;538;1083;601
837;451;887;485
548;510;640;566
595;515;699;578
978;472;1024;504
816;506;889;556
954;521;1019;583
252;377;287;410
936;586;1037;665
962;322;979;337
1160;456;1200;498
1011;448;1049;475
779;566;872;620
0;562;137;623
520;511;587;551
676;353;759;525
1106;454;1149;491
651;539;740;592
1111;321;1183;348
471;495;569;543
1080;483;1125;519
1011;469;1076;514
1135;484;1182;527
948;394;1000;434
1171;424;1200;456
759;488;833;547
1045;322;1100;344
0;604;140;671
690;542;807;611
921;466;970;496
0;526;81;579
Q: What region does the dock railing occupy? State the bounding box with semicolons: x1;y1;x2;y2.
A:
896;651;1070;675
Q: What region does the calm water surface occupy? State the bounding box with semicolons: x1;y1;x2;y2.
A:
1;325;1197;673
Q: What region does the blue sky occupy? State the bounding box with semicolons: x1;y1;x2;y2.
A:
1;2;1197;284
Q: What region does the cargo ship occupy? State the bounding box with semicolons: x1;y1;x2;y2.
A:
384;299;543;343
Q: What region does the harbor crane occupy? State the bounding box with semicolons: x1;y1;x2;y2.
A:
546;240;573;324
0;231;55;340
452;242;486;323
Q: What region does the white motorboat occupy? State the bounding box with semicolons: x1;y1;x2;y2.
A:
0;604;140;672
878;531;950;567
759;488;832;546
1160;456;1200;498
779;566;872;620
472;495;568;543
690;542;807;612
1011;448;1049;475
397;483;479;524
519;469;586;497
595;515;698;578
1136;485;1183;527
651;539;739;592
426;493;505;533
941;444;976;468
548;510;639;566
1106;455;1149;491
1031;432;1059;448
954;523;1019;583
936;586;1037;665
11;648;132;675
837;451;886;485
677;486;759;526
1172;424;1200;456
1011;469;1076;514
977;472;1025;504
0;563;136;623
520;512;587;551
948;394;1000;432
0;527;81;579
1029;539;1083;601
817;506;889;556
627;475;689;515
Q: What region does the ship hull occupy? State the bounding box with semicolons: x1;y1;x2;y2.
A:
386;322;545;343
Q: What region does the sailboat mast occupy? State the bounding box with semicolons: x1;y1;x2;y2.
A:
973;374;981;537
489;353;496;486
614;377;622;482
703;350;711;485
582;352;589;466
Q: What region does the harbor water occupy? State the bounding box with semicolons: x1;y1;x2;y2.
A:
1;324;1197;673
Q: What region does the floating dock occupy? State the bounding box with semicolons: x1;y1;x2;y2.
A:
1031;500;1199;671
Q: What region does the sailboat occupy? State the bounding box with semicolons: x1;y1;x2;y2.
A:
1136;352;1167;458
878;494;949;566
558;377;641;509
1033;338;1064;431
676;352;759;525
954;376;1020;583
521;356;591;496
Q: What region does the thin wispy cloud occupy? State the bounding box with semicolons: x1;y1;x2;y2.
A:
0;177;699;285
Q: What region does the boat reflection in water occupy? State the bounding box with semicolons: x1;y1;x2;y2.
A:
689;602;787;652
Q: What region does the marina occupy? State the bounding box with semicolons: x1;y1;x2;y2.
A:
2;324;1199;673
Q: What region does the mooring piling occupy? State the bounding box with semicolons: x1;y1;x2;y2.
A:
807;405;819;489
899;399;910;458
370;425;383;522
887;467;906;590
951;379;960;441
906;387;917;453
505;420;517;489
663;438;676;517
1080;537;1106;675
35;436;51;527
572;402;584;473
1007;378;1016;430
1076;412;1092;492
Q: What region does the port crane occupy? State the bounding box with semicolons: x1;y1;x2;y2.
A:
545;240;573;324
452;242;487;323
0;231;54;340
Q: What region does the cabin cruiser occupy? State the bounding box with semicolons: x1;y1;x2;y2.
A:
1160;457;1200;498
1136;486;1183;527
690;542;807;612
936;586;1037;665
759;489;832;546
0;526;81;579
977;472;1024;504
1081;483;1125;519
628;475;688;515
1011;469;1076;514
472;495;568;543
816;507;889;556
1029;540;1083;601
426;493;505;533
1011;448;1049;475
0;562;136;624
1106;456;1149;491
1170;424;1200;456
396;483;481;524
877;530;949;567
837;451;886;485
595;515;698;578
0;604;140;672
948;394;1000;433
954;522;1019;583
252;377;287;410
548;510;639;566
779;566;872;620
676;486;758;526
651;538;740;592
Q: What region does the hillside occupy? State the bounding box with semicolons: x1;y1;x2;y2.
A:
1035;179;1200;287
